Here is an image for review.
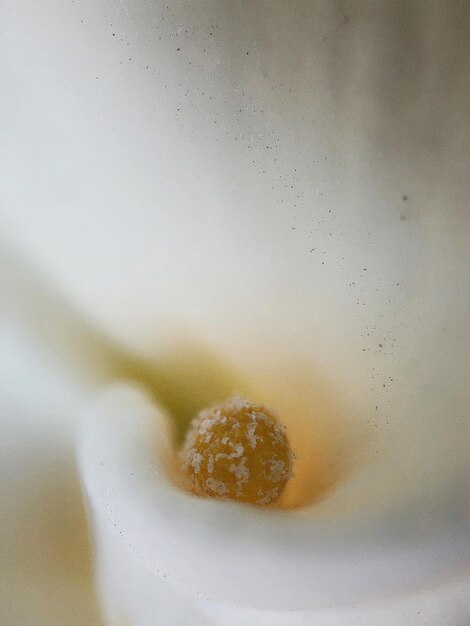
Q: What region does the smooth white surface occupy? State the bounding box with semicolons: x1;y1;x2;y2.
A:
1;1;470;624
0;324;103;626
80;383;470;624
2;0;470;530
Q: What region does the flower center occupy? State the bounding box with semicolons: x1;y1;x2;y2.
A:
179;396;294;505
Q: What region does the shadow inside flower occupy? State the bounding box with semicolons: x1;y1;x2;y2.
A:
156;349;368;510
2;241;368;511
238;357;370;509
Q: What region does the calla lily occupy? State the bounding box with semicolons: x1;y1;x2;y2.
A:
1;2;470;625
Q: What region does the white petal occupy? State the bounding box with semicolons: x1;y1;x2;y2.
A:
79;383;470;615
2;2;469;370
0;321;101;625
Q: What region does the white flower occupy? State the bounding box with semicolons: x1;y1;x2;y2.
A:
1;2;470;625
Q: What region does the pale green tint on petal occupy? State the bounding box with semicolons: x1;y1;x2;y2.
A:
0;242;247;443
1;2;470;624
1;0;469;517
2;1;469;378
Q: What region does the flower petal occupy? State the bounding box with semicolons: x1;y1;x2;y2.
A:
79;383;470;612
